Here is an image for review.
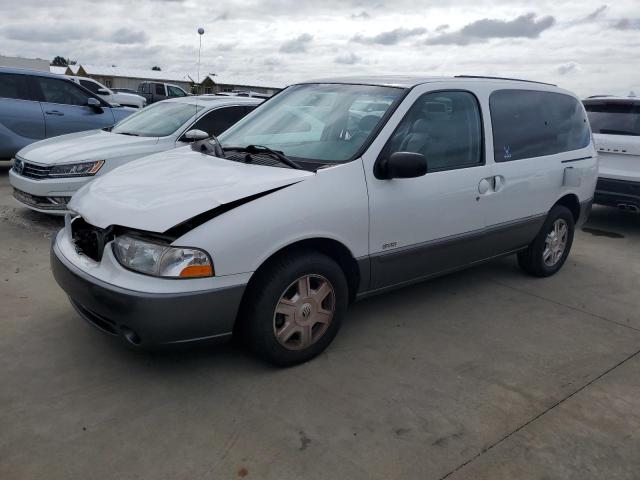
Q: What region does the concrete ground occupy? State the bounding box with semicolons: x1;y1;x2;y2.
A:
1;161;639;480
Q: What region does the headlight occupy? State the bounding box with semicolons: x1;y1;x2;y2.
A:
112;235;214;278
49;160;105;178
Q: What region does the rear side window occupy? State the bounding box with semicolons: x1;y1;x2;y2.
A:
583;101;640;136
490;90;590;162
0;73;31;100
192;106;247;136
79;79;100;94
167;85;186;97
155;83;165;95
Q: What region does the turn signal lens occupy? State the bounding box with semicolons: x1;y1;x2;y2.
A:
179;265;214;278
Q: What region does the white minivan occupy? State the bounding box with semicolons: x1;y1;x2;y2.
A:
51;76;597;365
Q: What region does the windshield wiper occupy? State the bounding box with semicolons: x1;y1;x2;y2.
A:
115;132;139;136
224;145;302;170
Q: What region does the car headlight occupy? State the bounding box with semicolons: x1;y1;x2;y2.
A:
112;235;214;278
49;160;105;178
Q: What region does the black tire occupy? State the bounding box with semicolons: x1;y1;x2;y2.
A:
518;205;575;277
239;250;348;366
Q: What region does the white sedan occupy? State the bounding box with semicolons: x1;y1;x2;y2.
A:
9;96;262;214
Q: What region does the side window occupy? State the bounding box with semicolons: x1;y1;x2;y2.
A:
192;106;247;136
155;83;165;95
0;73;31;100
167;86;186;97
386;91;483;171
490;90;591;162
137;84;144;93
35;77;91;106
80;80;100;94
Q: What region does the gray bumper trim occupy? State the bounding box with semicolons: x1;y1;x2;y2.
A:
51;244;246;346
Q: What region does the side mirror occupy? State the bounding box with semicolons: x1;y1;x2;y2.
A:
97;88;110;96
182;129;210;142
376;151;427;179
87;97;103;110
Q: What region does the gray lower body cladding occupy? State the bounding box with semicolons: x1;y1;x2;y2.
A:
51;245;245;346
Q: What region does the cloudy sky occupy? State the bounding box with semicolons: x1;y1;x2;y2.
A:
1;0;639;96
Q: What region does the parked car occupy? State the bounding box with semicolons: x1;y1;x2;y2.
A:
10;96;261;213
67;76;146;109
51;76;597;366
583;96;640;212
0;67;134;160
112;88;139;95
137;81;189;104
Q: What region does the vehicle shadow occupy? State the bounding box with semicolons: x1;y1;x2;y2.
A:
583;205;640;237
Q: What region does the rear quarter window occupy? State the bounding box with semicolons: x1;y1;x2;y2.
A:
490;89;591;162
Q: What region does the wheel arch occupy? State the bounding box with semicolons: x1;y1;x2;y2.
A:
246;237;363;303
554;193;580;223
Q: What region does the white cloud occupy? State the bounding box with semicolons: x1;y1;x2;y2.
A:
0;0;639;97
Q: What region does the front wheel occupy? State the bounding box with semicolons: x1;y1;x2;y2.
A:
240;250;348;366
518;205;575;277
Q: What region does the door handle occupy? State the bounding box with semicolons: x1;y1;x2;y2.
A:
493;175;505;192
45;110;64;116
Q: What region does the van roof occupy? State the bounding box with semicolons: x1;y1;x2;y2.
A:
298;75;557;89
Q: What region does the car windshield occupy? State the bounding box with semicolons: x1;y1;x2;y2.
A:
111;102;203;137
218;83;403;163
584;101;640;136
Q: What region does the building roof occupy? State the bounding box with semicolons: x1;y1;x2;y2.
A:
202;74;285;90
49;66;68;75
78;64;194;83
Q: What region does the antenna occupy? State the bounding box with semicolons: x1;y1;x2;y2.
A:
194;27;205;121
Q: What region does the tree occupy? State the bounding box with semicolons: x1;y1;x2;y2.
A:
152;66;161;71
51;56;68;67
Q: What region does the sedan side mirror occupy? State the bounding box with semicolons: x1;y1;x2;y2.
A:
376;151;428;179
87;97;103;111
182;129;210;142
97;88;110;96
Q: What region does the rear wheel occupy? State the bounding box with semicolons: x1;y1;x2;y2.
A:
241;250;348;366
518;205;575;277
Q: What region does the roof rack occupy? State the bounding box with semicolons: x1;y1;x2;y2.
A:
454;75;557;87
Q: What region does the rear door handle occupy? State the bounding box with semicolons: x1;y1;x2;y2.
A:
45;110;64;116
493;175;505;192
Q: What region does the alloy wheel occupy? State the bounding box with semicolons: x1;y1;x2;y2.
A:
543;218;569;267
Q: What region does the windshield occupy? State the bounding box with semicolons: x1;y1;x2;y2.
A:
111;102;203;137
584;101;640;136
218;83;403;163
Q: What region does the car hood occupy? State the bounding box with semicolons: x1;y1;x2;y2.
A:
69;148;314;232
113;92;144;101
17;130;160;164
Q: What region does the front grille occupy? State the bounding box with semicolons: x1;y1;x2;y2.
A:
13;188;70;210
71;217;113;262
19;160;54;180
